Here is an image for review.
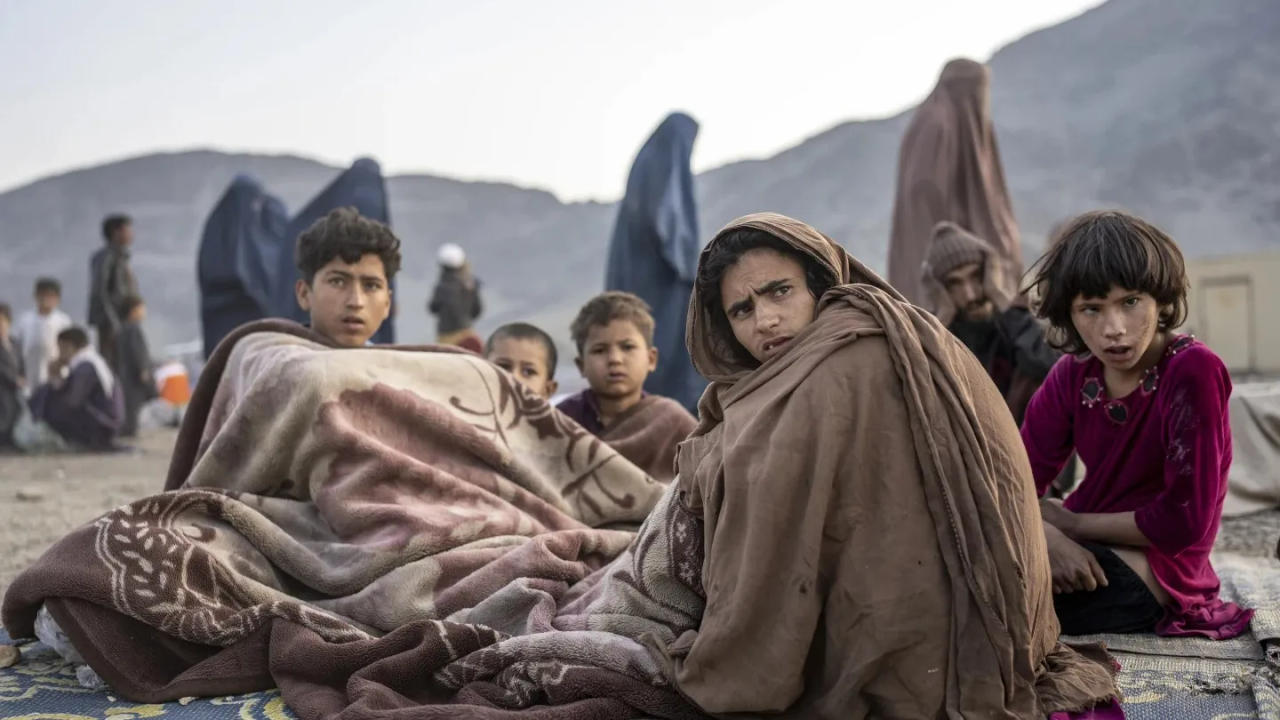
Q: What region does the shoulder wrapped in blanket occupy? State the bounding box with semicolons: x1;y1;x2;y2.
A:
600;395;697;483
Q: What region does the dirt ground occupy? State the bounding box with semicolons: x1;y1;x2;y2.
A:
0;425;1276;598
0;428;180;596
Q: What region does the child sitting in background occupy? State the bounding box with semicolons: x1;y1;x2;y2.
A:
485;322;559;399
14;277;73;391
115;295;158;437
1020;209;1253;639
557;291;695;482
28;326;124;451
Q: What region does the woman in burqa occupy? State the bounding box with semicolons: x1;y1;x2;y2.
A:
198;176;287;358
662;212;1119;717
605;111;706;413
888;58;1023;305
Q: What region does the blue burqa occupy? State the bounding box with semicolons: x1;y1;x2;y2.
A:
276;158;396;344
198;175;288;358
605;112;706;412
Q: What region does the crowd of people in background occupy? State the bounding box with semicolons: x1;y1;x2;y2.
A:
1;215;183;453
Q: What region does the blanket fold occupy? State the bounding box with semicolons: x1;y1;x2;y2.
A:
599;395;697;483
4;320;693;718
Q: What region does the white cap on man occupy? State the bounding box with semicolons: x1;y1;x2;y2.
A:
437;243;466;269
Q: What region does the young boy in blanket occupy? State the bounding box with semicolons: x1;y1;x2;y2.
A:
555;291;696;482
1021;210;1253;639
292;207;401;348
485;322;560;400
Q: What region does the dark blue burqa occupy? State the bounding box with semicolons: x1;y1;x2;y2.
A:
276;158;396;344
605;112;706;412
198;175;288;358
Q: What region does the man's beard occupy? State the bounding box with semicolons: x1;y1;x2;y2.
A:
961;300;995;322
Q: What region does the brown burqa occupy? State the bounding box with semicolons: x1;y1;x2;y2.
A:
668;212;1117;717
888;58;1023;305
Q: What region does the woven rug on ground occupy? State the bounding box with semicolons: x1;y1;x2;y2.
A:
0;629;297;720
1062;551;1280;718
1064;551;1280;660
1110;651;1280;720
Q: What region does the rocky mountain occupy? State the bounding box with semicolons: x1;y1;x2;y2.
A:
698;0;1280;267
1;0;1276;361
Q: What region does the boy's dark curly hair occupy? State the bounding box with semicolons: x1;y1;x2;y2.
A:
295;207;401;284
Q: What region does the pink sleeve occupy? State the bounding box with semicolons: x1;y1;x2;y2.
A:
1134;354;1232;556
1019;356;1076;497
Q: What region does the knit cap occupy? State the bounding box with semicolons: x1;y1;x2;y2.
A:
924;222;990;281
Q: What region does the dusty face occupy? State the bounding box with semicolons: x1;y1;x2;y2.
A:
296;254;392;348
35;290;61;315
488;335;558;399
128;303;147;324
0;315;10;340
1070;286;1163;374
576;319;656;401
720;248;817;364
942;262;994;322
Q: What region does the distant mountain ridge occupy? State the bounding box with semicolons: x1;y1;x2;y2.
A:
1;0;1276;355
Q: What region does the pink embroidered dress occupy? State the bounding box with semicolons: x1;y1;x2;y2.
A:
1021;335;1253;638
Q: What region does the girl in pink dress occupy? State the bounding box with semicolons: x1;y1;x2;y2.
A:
1020;210;1252;639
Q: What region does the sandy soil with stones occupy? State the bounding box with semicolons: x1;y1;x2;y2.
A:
0;424;1276;599
0;428;180;596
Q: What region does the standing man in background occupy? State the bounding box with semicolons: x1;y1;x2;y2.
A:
88;214;140;369
429;243;483;352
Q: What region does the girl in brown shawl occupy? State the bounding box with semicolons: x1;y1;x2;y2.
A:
669;212;1119;717
888;58;1022;305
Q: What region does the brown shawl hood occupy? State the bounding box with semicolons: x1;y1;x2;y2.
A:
686;211;900;386
670;212;1116;717
887;58;1023;305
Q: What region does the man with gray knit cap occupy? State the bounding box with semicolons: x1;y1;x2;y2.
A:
921;221;1058;424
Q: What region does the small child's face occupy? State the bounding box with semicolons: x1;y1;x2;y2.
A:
1070;286;1161;372
488;336;557;399
128;303;147;323
576;320;657;401
35;291;60;314
296;254;391;348
56;340;77;363
0;315;10;339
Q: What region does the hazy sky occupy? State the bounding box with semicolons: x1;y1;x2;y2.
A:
1;0;1099;201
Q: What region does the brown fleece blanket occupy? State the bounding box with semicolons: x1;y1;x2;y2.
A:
601;395;697;483
670;213;1118;717
2;320;707;718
